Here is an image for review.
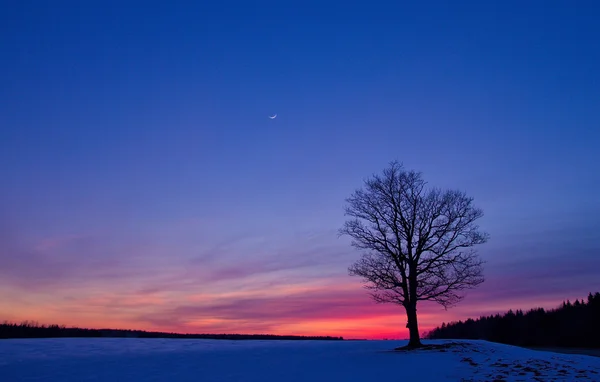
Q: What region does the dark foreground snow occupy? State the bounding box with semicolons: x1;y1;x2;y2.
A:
1;338;599;381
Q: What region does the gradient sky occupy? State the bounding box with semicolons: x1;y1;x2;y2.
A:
1;1;599;339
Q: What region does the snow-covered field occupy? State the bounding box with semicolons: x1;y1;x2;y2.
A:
1;338;599;381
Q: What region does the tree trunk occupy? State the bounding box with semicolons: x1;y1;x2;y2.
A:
405;303;422;348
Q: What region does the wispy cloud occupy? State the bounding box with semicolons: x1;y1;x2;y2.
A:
1;213;598;339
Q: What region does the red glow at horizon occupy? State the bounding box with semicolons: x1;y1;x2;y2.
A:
2;285;584;340
1;233;596;340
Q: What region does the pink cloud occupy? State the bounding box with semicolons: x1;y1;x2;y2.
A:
2;216;599;340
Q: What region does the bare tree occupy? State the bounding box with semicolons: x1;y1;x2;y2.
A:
340;161;489;348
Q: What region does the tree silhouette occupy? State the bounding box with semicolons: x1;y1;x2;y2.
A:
0;321;344;340
340;161;488;348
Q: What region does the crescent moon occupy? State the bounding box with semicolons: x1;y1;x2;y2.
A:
269;114;277;119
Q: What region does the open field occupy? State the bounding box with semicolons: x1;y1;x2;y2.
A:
1;338;600;381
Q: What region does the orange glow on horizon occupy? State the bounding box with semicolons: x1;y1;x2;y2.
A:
1;270;593;340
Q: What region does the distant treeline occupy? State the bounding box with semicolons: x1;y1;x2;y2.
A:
0;321;344;341
426;292;600;348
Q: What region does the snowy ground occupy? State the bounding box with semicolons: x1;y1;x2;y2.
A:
1;338;599;381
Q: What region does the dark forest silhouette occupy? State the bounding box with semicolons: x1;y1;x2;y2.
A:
0;321;343;341
426;292;600;348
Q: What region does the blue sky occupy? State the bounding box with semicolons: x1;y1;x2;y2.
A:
1;1;599;337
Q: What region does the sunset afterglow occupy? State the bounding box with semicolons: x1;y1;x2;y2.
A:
1;1;599;340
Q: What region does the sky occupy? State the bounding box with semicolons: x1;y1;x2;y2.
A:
1;1;599;339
